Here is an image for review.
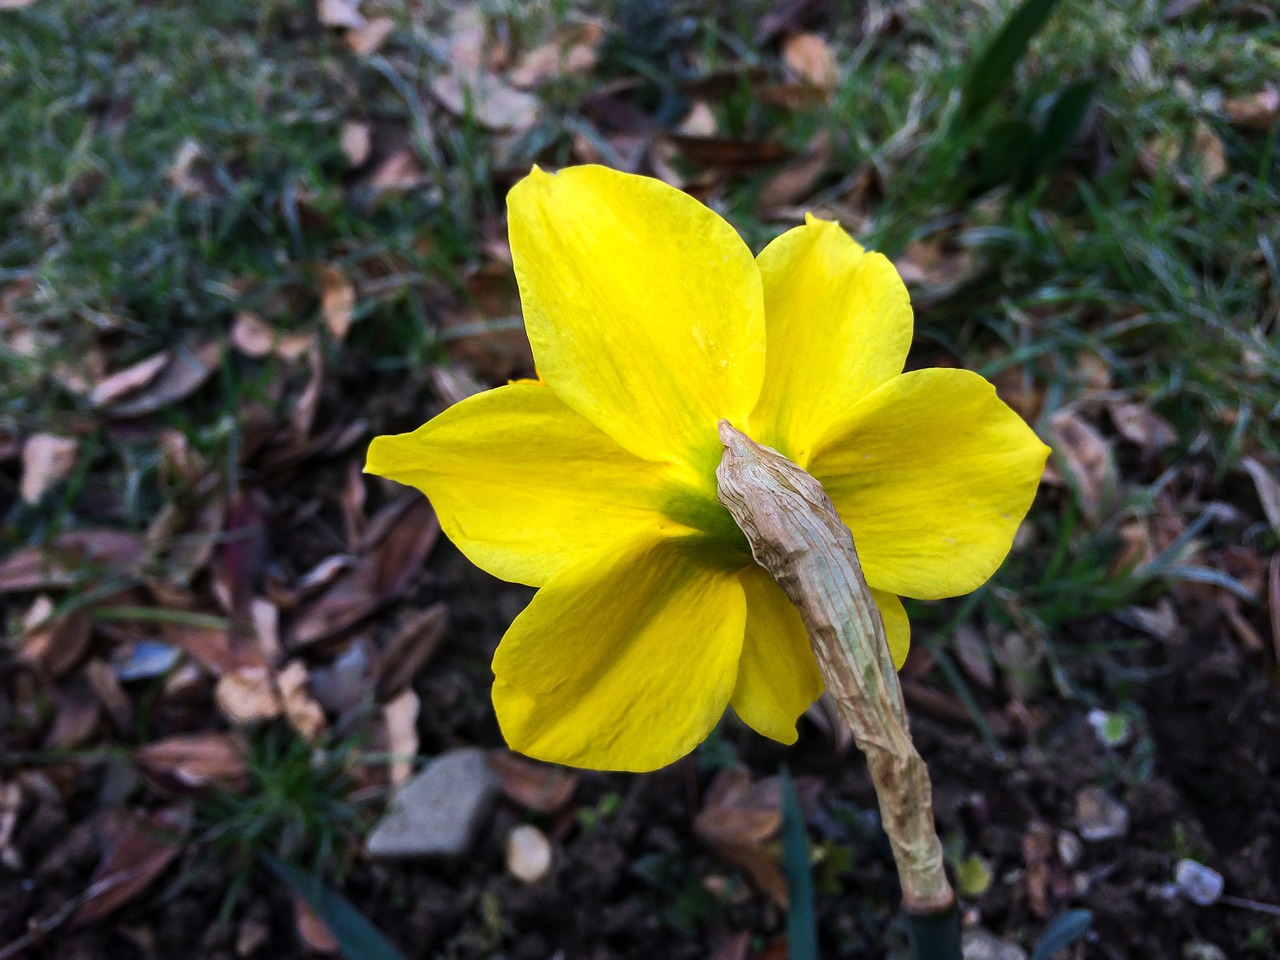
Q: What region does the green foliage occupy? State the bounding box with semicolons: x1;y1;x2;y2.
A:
779;766;817;960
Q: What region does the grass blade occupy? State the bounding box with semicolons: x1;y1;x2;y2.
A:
959;0;1065;125
260;852;407;960
779;766;817;960
1022;79;1098;189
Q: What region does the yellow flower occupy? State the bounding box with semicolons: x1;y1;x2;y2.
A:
366;165;1049;772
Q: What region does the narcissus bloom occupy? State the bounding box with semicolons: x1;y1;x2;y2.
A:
367;165;1048;772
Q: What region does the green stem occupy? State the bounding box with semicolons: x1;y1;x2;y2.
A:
905;905;962;960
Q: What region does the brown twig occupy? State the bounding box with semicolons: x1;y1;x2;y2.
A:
716;421;954;915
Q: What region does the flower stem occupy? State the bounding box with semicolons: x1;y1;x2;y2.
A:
715;422;958;928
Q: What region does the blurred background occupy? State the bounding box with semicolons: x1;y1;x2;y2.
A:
0;1;1277;958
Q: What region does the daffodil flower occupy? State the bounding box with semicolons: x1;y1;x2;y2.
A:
367;165;1048;772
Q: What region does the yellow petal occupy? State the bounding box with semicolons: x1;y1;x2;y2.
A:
493;538;746;771
507;165;765;479
809;368;1050;599
729;565;824;743
873;588;911;670
750;215;912;462
365;382;680;587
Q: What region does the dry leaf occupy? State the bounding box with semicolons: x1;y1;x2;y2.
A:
487;751;578;814
893;235;982;295
167;139;219;199
366;148;427;196
19;601;92;677
294;895;340;953
340;122;372;166
230;312;314;362
98;341;221;418
0;529;146;593
782;33;837;92
319;265;355;341
376;603;448;701
215;665;282;725
161;621;266;677
383;688;419;786
1107;399;1177;456
1049;409;1119;523
317;0;363;29
664;133;789;171
135;732;249;791
278;660;328;742
348;16;395;55
431;69;541;132
72;805;192;926
1192;122;1228;182
89;351;171;407
20;433;78;504
1223;86;1279;132
757;129;830;211
1241;458;1280;534
693;767;788;908
508;19;604;88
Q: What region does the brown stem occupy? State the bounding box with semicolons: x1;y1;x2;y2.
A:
715;421;954;915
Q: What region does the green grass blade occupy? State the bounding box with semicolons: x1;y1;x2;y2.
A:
1023;79;1098;189
1031;909;1093;960
261;852;407;960
779;766;817;960
959;0;1066;125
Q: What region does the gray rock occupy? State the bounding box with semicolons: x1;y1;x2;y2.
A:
962;929;1027;960
1174;858;1224;906
367;747;498;859
1075;786;1129;841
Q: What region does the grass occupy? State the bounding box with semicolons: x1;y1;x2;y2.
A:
2;0;1278;949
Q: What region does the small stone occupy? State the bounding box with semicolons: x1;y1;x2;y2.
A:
961;929;1028;960
1075;786;1129;841
1174;858;1224;906
1057;829;1083;867
367;747;498;859
505;824;553;884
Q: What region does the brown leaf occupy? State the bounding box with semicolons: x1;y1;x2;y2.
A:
431;69;540;132
135;732;249;792
229;312;314;362
340;122;372;167
278;660;328;742
0;529;146;593
508;20;604;89
290;499;440;647
383;688;419;786
319;265;356;341
20;433;78;504
664;134;789;171
161;621;266;677
1192;122;1228;183
1049;409;1118;524
1106;399;1177;456
1223;85;1279;132
757;130;830;212
487;750;579;814
782;33;837;92
89;351;171;407
317;0;363;29
693;767;787;908
348;16;395;55
19;597;93;677
72;805;192;926
215;665;282;725
440;262;534;382
366;148;427;197
97;341;221;418
1241;458;1280;534
893;235;982;295
376;603;448;701
294;895;340;953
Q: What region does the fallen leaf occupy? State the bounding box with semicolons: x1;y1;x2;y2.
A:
664;134;789;171
317;0;363;29
135;732;249;791
294;895;340;953
487;751;579;814
1241;458;1280;534
757;129;830;212
952;623;996;690
348;15;394;55
1223;85;1279;132
230;312;314;362
20;433;78;504
893;235;982;295
1107;399;1177;456
161;621;266;677
278;660;328;742
340;122;372;166
1049;409;1119;523
290;499;440;647
376;603;448;701
215;665;282;725
319;265;355;341
0;530;146;593
383;688;419;786
431;69;540;132
167;139;220;199
1192;122;1228;182
693;767;788;908
782;33;837;92
89;351;171;407
19;598;92;677
72;805;192;926
365;148;427;197
96;341;221;418
508;19;604;88
677;100;717;137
